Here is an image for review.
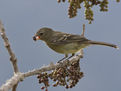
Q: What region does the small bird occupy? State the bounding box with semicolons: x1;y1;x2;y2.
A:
33;27;118;61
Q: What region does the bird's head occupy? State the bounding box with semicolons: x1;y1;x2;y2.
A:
33;27;53;41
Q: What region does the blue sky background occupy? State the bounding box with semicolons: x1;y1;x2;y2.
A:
0;0;121;91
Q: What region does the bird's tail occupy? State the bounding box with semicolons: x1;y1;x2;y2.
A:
88;40;119;49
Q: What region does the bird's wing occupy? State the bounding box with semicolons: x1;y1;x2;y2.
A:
49;32;89;45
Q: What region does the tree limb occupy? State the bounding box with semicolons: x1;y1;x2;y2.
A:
0;53;83;91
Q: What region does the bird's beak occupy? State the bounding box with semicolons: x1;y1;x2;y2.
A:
33;35;40;41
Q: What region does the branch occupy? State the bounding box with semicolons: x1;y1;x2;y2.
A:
0;72;23;91
23;52;83;78
0;20;19;73
0;53;83;91
0;20;20;91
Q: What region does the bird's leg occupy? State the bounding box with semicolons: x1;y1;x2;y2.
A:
67;53;75;59
57;54;68;63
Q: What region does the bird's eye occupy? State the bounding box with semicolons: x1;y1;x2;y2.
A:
40;32;43;36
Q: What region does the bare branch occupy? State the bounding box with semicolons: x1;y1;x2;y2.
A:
0;20;19;91
0;72;24;91
0;20;19;73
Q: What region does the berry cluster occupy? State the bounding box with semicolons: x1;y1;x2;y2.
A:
37;60;83;91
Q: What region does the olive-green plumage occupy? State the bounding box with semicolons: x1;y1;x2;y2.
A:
33;27;118;60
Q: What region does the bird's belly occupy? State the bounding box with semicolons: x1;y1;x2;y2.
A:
47;43;88;54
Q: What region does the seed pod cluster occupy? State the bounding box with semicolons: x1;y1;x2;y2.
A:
68;0;81;18
57;0;66;3
84;0;94;24
37;60;84;90
116;0;120;2
37;72;49;91
100;0;108;11
57;0;120;23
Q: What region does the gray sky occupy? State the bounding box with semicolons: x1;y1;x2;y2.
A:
0;0;121;91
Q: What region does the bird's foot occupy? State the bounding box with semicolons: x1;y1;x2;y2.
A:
57;55;74;63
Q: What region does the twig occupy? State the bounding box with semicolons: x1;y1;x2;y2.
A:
0;20;19;91
81;24;85;37
0;20;19;73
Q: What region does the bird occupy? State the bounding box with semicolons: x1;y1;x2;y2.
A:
33;27;118;62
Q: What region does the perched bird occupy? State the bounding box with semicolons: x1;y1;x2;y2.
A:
33;27;118;61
